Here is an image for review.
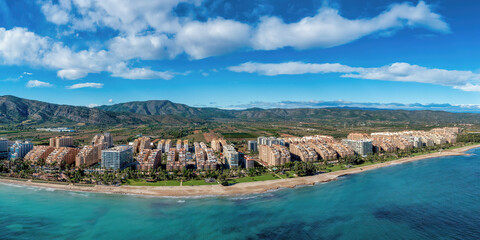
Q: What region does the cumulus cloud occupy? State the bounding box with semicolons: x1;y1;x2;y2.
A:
66;82;104;89
229;61;480;92
0;27;173;80
57;68;89;80
176;18;251;59
26;80;53;88
108;34;181;60
35;0;448;61
229;62;359;76
109;62;174;80
252;1;449;50
108;99;114;103
0;1;452;85
40;0;71;25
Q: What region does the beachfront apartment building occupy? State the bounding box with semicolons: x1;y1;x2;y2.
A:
46;147;79;166
289;144;318;163
342;139;373;156
0;138;9;159
49;136;74;148
176;139;182;150
101;146;134;170
167;148;177;162
164;139;171;152
92;133;114;149
76;145;101;167
223;145;239;168
24;146;55;164
178;148;187;162
133;137;151;154
258;144;291;166
157;139;165;152
0;138;8;152
8;140;33;160
136;149;162;171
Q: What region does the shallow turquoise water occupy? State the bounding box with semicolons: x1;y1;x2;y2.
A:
1;149;479;240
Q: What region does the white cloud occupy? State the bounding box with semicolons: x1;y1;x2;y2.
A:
0;1;450;83
23;72;32;75
0;27;174;81
252;1;449;50
40;0;72;25
26;80;53;88
454;84;480;92
342;62;480;87
67;82;104;89
108;99;114;103
36;1;448;61
0;27;50;65
229;61;480;92
57;68;89;80
87;103;99;108
109;62;174;80
228;62;359;76
108;34;181;60
176;18;251;59
65;0;192;34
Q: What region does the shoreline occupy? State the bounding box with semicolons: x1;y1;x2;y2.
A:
1;144;479;197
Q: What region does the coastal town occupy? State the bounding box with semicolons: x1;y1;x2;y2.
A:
0;127;465;186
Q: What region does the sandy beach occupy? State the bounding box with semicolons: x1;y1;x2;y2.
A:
1;144;479;197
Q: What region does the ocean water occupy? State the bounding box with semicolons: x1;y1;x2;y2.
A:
1;149;479;240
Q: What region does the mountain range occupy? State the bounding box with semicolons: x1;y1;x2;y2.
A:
1;95;480;126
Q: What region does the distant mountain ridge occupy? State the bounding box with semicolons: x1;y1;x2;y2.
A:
1;95;480;126
0;96;191;125
98;99;480;125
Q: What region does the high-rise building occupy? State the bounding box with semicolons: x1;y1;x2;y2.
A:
24;146;55;164
211;139;222;152
101;146;133;170
164;139;171;152
49;136;74;148
136;149;162;171
46;147;80;166
157;139;165;152
257;137;285;146
248;140;258;152
76;145;102;167
259;144;290;166
176;139;183;150
8;141;33;160
341;139;373;156
289;144;318;162
92;133;114;149
223;145;239;168
0;138;9;152
132;137;151;154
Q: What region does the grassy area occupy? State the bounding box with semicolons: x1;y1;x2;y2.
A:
228;173;280;184
124;179;181;186
182;179;218;186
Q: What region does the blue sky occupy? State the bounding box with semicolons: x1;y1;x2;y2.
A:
0;0;479;111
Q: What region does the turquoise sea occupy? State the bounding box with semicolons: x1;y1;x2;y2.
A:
1;148;479;240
